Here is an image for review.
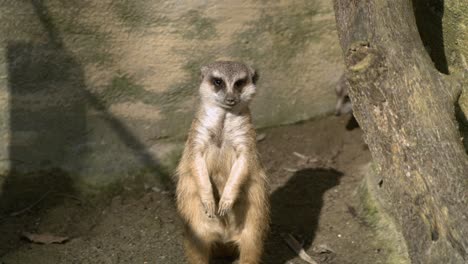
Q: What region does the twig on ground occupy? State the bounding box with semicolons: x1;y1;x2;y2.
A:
293;152;319;164
283;167;298;173
281;233;318;264
9;190;52;217
293;152;309;160
53;193;96;208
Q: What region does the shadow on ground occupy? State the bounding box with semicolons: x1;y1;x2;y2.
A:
264;168;343;263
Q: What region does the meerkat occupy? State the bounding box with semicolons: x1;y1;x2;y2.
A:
175;61;269;264
335;74;353;116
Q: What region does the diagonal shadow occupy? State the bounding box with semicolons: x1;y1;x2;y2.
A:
1;0;166;257
264;168;343;263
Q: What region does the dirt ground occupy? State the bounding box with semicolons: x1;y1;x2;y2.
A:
0;115;390;264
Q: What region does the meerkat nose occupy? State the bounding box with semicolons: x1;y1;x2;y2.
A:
225;97;236;106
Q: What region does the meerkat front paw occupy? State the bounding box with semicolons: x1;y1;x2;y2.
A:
218;196;235;216
200;195;216;218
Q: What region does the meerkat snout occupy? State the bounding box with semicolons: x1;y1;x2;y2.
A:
224;94;237;106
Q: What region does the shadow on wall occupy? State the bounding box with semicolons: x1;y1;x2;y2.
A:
264;168;343;263
0;0;165;256
412;0;448;74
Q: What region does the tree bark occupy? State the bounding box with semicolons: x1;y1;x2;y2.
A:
333;1;468;263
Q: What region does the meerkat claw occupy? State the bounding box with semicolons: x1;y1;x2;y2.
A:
218;199;234;216
202;200;216;218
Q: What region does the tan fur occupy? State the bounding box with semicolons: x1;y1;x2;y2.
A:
175;61;269;264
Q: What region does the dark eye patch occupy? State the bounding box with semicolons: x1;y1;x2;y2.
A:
234;78;247;91
211;77;224;90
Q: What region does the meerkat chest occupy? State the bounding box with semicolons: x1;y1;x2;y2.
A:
203;115;250;177
204;143;236;179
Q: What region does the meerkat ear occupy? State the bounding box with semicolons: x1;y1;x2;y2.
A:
252;68;259;85
247;65;259;84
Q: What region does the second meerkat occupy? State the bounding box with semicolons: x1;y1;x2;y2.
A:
175;61;269;264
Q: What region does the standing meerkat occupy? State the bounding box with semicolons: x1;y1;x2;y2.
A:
175;61;269;264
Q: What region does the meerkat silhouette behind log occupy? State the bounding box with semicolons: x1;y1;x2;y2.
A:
335;74;353;116
175;61;269;264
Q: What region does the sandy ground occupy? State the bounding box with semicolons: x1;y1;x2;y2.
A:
0;115;390;264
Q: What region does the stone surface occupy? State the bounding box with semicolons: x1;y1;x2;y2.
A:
0;0;343;189
443;0;468;151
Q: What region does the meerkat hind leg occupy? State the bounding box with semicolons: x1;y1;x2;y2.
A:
211;241;239;263
237;232;263;264
184;231;212;264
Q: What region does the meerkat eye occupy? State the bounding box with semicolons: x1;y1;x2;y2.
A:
212;78;224;88
234;78;247;91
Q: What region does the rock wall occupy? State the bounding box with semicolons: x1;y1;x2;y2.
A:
413;0;468;151
0;0;343;190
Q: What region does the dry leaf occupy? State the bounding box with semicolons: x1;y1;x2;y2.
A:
314;244;335;254
256;133;266;142
22;232;69;244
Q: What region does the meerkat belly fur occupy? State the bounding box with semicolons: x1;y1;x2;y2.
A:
175;61;269;264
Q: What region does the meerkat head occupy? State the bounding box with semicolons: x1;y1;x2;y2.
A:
199;61;259;110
